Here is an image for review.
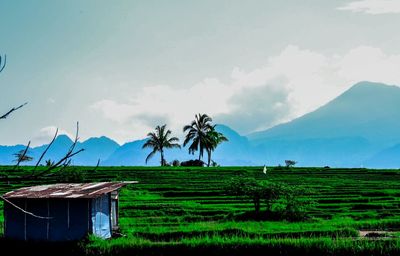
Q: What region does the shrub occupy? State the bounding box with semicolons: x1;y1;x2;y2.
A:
58;168;85;183
172;160;180;167
280;185;315;221
181;160;205;167
226;177;284;216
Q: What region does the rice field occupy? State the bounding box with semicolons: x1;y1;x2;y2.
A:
1;166;400;255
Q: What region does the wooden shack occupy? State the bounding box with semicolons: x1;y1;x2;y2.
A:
2;182;136;241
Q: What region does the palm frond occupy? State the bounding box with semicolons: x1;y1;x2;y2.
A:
145;149;157;164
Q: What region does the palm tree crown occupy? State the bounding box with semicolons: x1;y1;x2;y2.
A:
142;124;180;166
183;113;214;161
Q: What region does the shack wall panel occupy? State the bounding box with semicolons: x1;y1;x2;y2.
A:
48;199;90;241
4;199;25;240
91;193;111;238
26;200;48;240
68;199;91;240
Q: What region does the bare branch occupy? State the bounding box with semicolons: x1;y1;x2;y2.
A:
13;141;31;170
91;159;100;172
62;122;80;166
32;128;59;174
0;54;6;73
1;196;53;219
0;102;28;119
33;149;84;178
33;122;84;177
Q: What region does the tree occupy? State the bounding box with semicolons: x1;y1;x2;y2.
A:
285;160;297;168
45;159;55;167
205;126;228;167
226;177;264;214
226;177;284;216
13;149;33;163
142;124;181;166
183;113;213;161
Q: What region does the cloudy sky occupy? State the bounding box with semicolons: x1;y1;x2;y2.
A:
1;0;400;146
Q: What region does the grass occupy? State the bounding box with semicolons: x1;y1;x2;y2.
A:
1;166;400;255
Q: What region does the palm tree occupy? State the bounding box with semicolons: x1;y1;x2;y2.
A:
13;149;33;163
183;114;213;161
142;124;181;166
205;126;228;167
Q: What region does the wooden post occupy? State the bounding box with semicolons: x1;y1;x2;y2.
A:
87;200;90;232
4;201;7;236
99;197;102;234
24;200;27;241
67;200;70;229
47;200;50;240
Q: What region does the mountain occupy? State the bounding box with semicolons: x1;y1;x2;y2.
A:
101;124;253;166
74;136;120;165
1;81;400;167
0;135;120;166
364;144;400;169
101;139;150;166
0;144;26;165
212;125;254;165
248;81;400;167
32;135;74;164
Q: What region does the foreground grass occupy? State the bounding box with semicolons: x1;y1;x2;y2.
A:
1;166;400;255
84;236;400;256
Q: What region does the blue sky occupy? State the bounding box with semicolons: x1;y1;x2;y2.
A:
1;0;400;145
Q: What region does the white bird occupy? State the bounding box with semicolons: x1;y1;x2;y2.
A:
263;165;267;174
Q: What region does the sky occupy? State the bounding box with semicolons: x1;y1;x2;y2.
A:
1;0;400;146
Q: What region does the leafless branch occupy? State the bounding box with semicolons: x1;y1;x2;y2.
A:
32;128;59;174
33;122;84;177
0;102;28;119
1;196;53;219
62;121;80;166
0;54;6;73
13;141;31;170
92;159;100;172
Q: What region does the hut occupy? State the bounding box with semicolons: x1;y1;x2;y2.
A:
1;182;136;241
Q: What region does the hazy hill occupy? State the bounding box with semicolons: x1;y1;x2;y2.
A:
1;81;400;167
248;81;400;167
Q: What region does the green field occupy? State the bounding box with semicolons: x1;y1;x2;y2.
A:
1;166;400;255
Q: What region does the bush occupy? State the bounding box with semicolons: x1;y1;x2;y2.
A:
226;177;284;216
181;160;205;167
226;177;313;221
58;168;85;183
280;185;315;221
172;160;180;167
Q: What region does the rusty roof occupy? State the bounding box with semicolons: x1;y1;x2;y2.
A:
2;182;137;199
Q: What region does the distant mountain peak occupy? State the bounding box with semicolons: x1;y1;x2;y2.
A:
82;136;120;146
344;81;399;96
54;134;74;144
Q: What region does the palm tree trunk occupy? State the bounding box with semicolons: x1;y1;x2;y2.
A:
160;149;165;166
207;150;211;167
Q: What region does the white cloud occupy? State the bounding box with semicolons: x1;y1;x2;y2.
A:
91;45;400;140
338;0;400;14
31;126;73;146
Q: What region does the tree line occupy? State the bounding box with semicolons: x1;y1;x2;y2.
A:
142;113;228;167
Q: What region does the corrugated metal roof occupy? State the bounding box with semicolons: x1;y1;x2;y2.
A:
2;182;137;199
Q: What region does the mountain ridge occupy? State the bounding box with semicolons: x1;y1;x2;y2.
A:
1;81;400;168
